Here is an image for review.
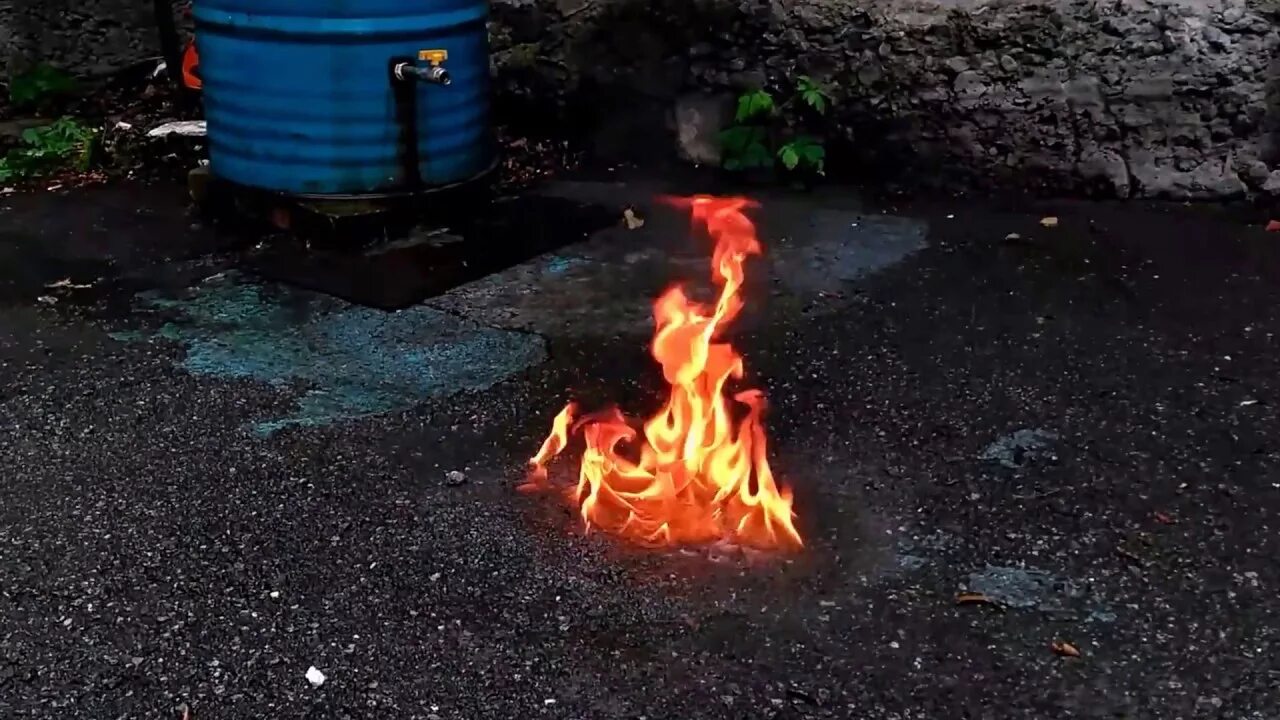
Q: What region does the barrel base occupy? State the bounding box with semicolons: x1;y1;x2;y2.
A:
196;158;499;245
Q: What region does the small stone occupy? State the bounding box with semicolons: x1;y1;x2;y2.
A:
953;70;988;100
672;92;734;166
856;63;883;86
147;120;206;137
305;666;326;687
1078;147;1132;198
445;470;467;485
1234;153;1270;188
1263;170;1280;196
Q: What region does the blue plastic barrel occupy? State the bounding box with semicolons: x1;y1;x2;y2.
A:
193;0;493;196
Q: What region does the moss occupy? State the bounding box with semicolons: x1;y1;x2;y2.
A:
497;42;544;71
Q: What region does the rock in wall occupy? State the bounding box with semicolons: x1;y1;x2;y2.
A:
492;0;1280;198
0;0;159;79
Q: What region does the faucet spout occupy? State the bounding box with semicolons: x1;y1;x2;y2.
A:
393;62;451;86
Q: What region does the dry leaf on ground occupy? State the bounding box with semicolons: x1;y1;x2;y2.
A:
1052;641;1081;657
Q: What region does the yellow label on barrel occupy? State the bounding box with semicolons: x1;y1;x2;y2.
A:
418;50;448;66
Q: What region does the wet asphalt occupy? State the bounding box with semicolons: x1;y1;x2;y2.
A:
0;179;1277;719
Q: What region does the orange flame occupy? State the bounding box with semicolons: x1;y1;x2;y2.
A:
526;195;802;550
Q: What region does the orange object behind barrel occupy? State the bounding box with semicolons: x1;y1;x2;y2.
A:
181;42;201;90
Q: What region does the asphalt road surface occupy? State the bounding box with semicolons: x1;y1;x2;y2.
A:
1;180;1276;719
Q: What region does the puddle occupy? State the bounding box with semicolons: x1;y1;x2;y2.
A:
772;212;928;296
895;553;928;572
979;428;1059;469
248;194;618;311
1087;608;1117;623
543;255;587;275
883;529;954;577
964;564;1113;621
114;272;546;434
965;565;1081;609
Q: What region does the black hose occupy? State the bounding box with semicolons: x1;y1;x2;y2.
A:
390;58;424;191
153;0;186;90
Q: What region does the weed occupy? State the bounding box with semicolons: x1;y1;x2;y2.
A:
0;117;98;183
719;76;833;178
7;64;78;109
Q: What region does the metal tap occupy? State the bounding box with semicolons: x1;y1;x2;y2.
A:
394;62;450;86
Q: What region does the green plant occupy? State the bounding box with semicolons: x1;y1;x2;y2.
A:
0;117;98;183
7;64;78;109
719;76;833;177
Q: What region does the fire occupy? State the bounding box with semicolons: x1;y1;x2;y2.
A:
525;195;802;551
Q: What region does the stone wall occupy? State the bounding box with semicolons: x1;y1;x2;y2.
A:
6;0;1279;198
0;0;159;79
492;0;1280;198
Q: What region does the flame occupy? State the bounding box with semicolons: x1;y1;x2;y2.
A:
526;195;802;550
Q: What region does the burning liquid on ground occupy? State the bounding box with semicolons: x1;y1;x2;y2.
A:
525;195;802;551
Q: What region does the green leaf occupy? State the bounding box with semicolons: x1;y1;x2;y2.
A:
795;135;825;161
719;125;766;156
779;135;826;174
796;76;832;115
720;124;773;172
75;140;96;171
740;141;773;169
778;145;800;170
802;89;827;114
0;116;97;181
8;64;77;108
735;90;774;122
